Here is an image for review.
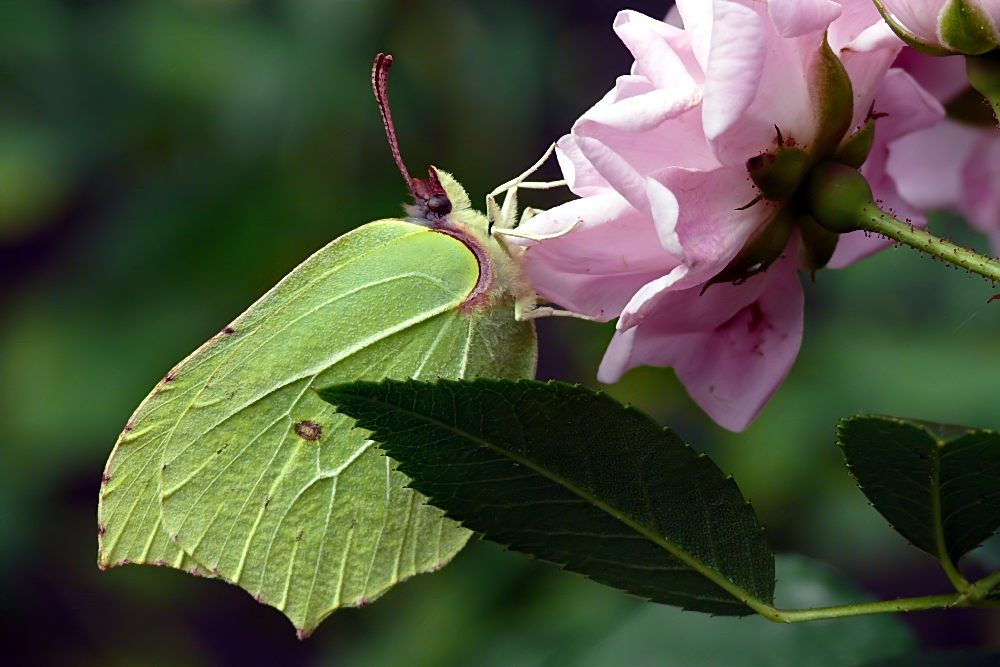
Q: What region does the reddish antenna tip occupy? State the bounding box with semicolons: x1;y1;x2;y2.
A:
372;53;452;223
372;53;410;189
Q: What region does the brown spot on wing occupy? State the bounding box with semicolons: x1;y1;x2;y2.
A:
294;420;322;441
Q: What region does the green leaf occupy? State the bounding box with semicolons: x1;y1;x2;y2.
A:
99;218;537;636
553;555;915;667
838;415;1000;564
317;378;775;616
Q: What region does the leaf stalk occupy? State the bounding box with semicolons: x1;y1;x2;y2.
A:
931;445;972;593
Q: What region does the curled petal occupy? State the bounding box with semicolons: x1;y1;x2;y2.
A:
599;243;804;432
646;177;684;259
702;0;768;142
674;0;714;71
834;3;904;125
517;194;683;320
706;5;822;169
615;264;691;332
840;46;901;129
556;135;612;198
617;227;790;333
847;20;905;52
646;166;773;287
574;134;653;217
583;87;704;133
574;102;718;217
615;11;700;92
768;0;842;38
829;0;898;51
610;74;657;101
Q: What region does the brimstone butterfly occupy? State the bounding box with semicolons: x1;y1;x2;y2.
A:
97;53;579;637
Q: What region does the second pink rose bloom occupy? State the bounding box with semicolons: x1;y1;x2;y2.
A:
516;0;944;431
887;47;1000;253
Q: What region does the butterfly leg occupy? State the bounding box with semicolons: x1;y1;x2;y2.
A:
487;143;567;233
514;296;598;322
493;218;581;242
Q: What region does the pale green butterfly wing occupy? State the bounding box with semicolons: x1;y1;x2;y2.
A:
98;222;437;576
99;317;239;576
99;219;536;636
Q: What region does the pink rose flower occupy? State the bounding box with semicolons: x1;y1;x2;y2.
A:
517;0;944;431
877;0;1000;54
886;47;1000;252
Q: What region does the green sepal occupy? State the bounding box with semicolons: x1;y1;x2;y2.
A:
318;378;776;616
872;0;959;56
804;162;874;234
811;34;854;159
833;113;878;170
941;0;1000;55
703;204;795;292
747;146;812;202
798;212;839;273
966;51;1000;125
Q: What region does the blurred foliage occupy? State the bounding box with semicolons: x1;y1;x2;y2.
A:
3;0;1000;664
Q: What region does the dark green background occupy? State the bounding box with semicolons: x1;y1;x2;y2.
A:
3;0;1000;663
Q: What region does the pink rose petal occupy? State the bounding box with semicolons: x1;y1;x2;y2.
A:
768;0;843;38
702;0;768;143
598;242;804;432
518;194;683;320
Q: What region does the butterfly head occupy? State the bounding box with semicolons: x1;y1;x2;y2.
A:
406;167;452;221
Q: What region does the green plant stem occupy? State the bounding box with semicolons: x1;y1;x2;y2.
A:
770;594;963;623
749;569;1000;623
857;203;1000;285
955;569;1000;606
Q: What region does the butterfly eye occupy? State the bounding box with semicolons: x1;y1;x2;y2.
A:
426;194;452;216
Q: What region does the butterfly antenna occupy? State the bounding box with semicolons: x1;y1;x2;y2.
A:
373;53;415;191
372;53;452;223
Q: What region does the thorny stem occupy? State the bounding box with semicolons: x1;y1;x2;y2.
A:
738;202;1000;623
858;204;1000;287
749;566;1000;623
954;569;1000;606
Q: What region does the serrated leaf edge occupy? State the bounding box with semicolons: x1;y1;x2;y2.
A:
320;378;775;616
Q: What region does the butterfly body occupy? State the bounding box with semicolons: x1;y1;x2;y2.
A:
419;167;536;316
